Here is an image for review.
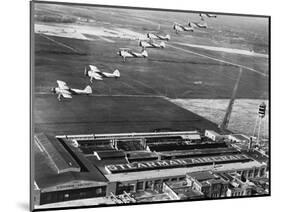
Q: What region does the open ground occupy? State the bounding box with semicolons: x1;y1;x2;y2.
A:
33;4;269;136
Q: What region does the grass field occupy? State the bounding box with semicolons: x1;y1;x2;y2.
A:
33;3;269;137
34;30;269;99
170;99;269;137
34;95;221;136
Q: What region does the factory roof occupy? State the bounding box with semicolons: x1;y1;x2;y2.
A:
205;130;221;136
165;180;204;199
126;151;159;159
104;160;264;182
229;134;250;141
34;134;108;191
95;150;126;159
34;133;80;174
159;147;239;158
188;171;217;181
148;142;229;152
58;131;200;141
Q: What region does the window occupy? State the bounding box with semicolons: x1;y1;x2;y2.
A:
179;176;186;181
248;169;253;178
260;168;265;177
96;188;102;195
154;180;161;185
163;178;170;182
145;181;153;190
254;169;259;177
136;181;144;191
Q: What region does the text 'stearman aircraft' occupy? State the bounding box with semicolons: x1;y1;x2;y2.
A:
51;80;92;101
139;40;166;49
117;48;148;62
84;65;120;83
147;33;171;41
173;23;194;33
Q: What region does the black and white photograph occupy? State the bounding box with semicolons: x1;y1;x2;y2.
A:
30;1;270;211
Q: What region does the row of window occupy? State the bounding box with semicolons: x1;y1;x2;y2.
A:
116;176;187;194
237;168;265;178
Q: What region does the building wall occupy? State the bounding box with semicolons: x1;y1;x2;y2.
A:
107;175;187;195
39;186;106;205
191;181;228;198
227;187;252;197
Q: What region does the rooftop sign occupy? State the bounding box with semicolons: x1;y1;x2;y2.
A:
106;154;250;173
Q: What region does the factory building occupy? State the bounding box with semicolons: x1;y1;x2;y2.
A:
33;131;268;206
217;172;255;197
186;171;228;198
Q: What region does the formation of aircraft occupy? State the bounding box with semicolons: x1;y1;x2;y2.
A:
173;14;215;34
147;33;171;41
51;80;92;101
139;39;166;49
117;48;148;62
84;65;120;83
173;22;194;33
51;11;218;101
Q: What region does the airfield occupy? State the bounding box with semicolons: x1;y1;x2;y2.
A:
33;4;269;137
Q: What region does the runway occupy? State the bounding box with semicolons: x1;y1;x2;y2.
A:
167;43;268;77
38;34;80;53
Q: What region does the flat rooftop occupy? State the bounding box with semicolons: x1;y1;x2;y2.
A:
229;134;250;141
188;171;217;181
159;147;239;158
165;180;204;199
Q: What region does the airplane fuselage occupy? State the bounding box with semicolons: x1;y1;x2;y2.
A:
85;66;120;82
87;71;118;79
139;40;165;49
174;24;194;33
196;23;207;28
53;87;90;95
118;51;143;58
199;13;217;20
118;49;148;62
147;33;170;41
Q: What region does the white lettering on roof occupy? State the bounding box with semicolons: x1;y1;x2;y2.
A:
105;154;249;173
